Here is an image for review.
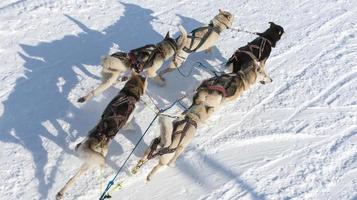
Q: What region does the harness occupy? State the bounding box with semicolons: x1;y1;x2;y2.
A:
89;94;138;144
127;52;143;73
233;36;272;66
129;38;178;73
198;73;239;98
147;117;198;159
142;40;175;70
183;24;221;53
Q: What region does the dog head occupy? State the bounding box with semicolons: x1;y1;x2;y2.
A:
124;73;148;98
156;31;179;58
258;22;284;47
211;9;234;30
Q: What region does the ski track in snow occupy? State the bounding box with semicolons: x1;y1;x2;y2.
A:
0;0;356;200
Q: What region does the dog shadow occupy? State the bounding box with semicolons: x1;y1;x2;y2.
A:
0;2;169;199
148;14;228;110
177;151;266;200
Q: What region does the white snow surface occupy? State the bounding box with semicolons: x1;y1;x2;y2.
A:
1;0;356;200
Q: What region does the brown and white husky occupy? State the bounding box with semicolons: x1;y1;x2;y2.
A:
78;26;187;103
158;9;234;83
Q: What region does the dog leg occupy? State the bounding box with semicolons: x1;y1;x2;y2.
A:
152;75;166;87
257;64;273;85
157;67;175;81
56;163;90;199
78;72;120;103
132;136;160;174
159;116;173;147
147;61;166;87
132;147;151;174
159;50;189;79
146;162;164;181
168;146;185;167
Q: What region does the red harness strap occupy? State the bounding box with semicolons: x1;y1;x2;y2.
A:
128;52;143;73
206;85;228;97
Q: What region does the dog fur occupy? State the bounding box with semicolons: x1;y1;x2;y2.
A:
192;65;272;110
226;22;284;74
158;9;234;82
56;73;147;199
191;22;285;108
78;26;187;103
134;103;214;181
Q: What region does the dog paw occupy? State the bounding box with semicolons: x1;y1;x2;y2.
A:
153;77;166;87
146;176;151;182
56;192;63;200
159;74;166;82
77;97;86;103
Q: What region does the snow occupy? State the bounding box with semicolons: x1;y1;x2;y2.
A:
0;0;356;200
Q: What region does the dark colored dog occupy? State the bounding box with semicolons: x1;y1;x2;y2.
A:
227;22;284;75
56;73;147;199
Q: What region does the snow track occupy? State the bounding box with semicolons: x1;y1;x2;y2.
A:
0;0;356;200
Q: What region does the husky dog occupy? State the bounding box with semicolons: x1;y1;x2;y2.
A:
56;73;147;199
192;65;272;109
133;103;214;181
227;22;284;74
78;26;187;103
157;9;234;83
190;22;285;108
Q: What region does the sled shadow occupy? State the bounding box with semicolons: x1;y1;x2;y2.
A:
177;151;265;200
0;2;163;199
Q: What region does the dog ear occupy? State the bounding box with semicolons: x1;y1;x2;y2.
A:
164;31;170;39
219;9;223;14
269;22;277;27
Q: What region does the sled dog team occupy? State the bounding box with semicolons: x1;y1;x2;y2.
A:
57;9;284;199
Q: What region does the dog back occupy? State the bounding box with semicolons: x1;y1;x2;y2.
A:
89;92;137;143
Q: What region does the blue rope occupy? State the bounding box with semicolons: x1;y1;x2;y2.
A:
99;99;181;200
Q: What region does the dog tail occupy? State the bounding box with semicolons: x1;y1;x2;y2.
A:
159;116;173;147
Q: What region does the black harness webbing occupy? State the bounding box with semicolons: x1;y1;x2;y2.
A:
183;25;221;53
147;117;198;159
